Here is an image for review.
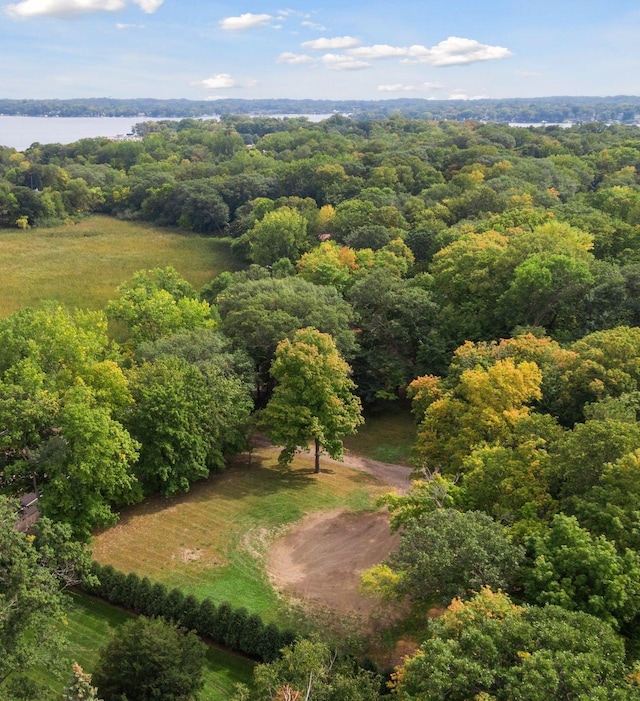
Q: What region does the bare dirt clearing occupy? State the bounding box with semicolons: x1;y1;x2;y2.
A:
268;508;400;617
262;439;411;623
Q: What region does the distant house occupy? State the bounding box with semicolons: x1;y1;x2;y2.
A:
15;491;40;533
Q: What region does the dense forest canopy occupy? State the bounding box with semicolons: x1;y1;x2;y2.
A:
1;95;640;123
5;114;640;698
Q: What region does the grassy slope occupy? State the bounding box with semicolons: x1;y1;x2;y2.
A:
92;446;388;623
35;592;254;700
0;215;239;316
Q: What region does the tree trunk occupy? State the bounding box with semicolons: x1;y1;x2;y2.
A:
314;438;320;474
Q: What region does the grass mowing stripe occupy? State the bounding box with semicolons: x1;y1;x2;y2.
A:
35;592;254;700
92;447;388;624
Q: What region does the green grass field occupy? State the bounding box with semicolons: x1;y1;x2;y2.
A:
35;592;254;700
0;215;239;316
343;401;416;465
92;446;388;624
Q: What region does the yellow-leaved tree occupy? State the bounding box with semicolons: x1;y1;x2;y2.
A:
409;357;543;475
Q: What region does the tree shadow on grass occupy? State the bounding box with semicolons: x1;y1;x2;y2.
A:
106;442;381;536
108;449;330;528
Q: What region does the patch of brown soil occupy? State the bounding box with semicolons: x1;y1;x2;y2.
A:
267;509;399;618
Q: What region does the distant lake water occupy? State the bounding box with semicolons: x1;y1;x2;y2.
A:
0;114;335;151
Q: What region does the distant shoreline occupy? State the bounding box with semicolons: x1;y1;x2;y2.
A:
1;96;640;124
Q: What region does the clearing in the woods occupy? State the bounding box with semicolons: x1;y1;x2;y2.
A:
92;440;412;630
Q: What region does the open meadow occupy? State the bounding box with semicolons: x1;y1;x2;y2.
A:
0;215;239;316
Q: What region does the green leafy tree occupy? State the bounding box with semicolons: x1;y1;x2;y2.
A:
0;497;68;700
40;381;140;539
239;207;311;267
106;267;216;348
347;269;442;403
547;418;640;500
126;357;212;496
523;514;640;629
261;328;363;473
567;448;640;551
217;276;355;399
0;306;139;538
92;616;206;701
366;508;523;607
126;355;252;496
497;252;593;330
393;588;638;701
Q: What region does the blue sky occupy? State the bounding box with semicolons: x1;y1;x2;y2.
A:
1;0;639;100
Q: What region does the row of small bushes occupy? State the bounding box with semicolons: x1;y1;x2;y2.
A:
83;562;296;662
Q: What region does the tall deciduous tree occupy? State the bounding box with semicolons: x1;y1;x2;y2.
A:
523;514;640;630
363;508;523;607
239;206;310;267
409;358;543;475
0;305;139;538
217;277;355;400
261;328;363;473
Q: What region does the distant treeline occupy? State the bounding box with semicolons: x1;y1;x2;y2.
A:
2;95;640;123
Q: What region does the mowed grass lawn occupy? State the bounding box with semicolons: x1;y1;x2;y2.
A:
0;215;239;316
92;446;389;624
34;592;254;700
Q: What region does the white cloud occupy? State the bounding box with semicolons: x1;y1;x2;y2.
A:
116;21;143;28
349;44;408;59
277;9;311;18
6;0;125;18
320;53;369;71
378;84;417;92
377;82;445;92
337;37;511;66
301;20;326;31
277;52;315;65
402;37;512;66
130;0;161;12
200;73;237;90
448;92;488;100
219;13;272;31
302;36;361;50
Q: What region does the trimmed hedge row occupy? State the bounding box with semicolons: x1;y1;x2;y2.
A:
83;562;296;662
